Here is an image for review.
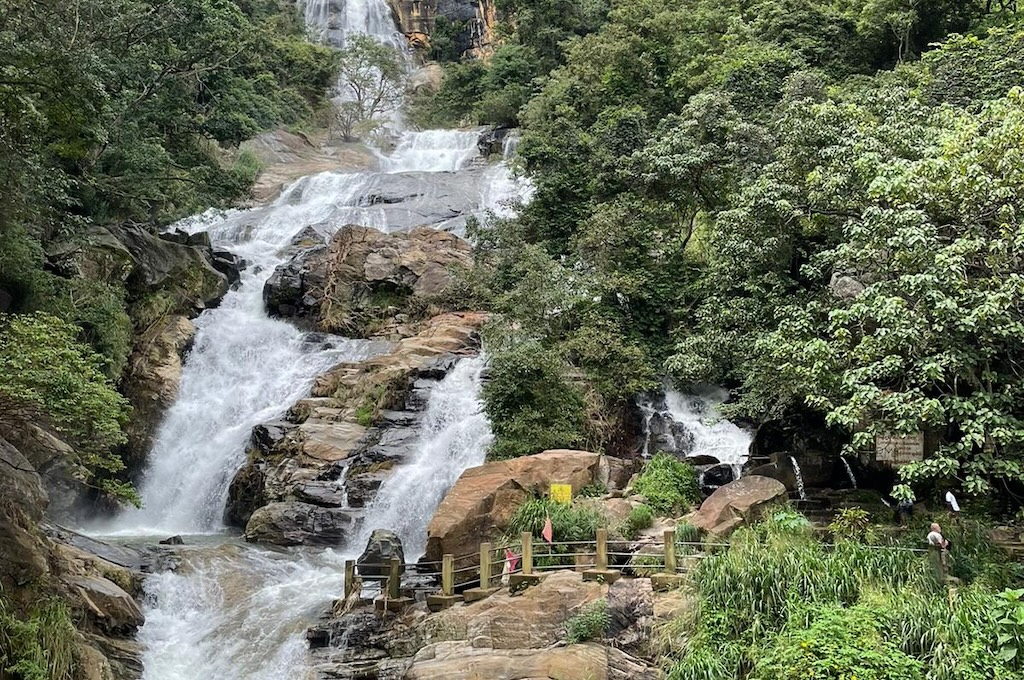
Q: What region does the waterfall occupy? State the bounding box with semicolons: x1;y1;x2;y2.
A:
840;456;857;489
641;385;752;478
347;355;491;559
111;0;529;675
790;456;807;501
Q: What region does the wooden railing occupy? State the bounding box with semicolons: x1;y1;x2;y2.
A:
345;528;709;612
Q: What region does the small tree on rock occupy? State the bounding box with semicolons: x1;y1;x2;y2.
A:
333;35;405;141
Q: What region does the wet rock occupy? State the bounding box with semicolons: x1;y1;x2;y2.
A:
225;462;267;528
67;576;145;635
292;480;348;508
244;502;359;546
687;454;720;466
158;536;184;546
477;126;512;157
690;476;788;536
211;249;245;288
701;464;735;490
264;224;472;338
251;421;293;455
357;529;406;578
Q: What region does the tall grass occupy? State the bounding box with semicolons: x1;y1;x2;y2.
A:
0;592;77;680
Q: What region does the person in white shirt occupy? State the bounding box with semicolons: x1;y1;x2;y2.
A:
945;491;960;513
927;522;949;567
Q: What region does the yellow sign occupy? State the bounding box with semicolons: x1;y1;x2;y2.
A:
550;484;572;505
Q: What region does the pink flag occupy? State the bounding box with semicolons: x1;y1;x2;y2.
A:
542;514;554;544
505;547;520;573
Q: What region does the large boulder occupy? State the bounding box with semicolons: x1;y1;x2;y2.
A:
357;529;406;578
424;450;625;563
244;502;359;546
689;476;788;536
264;225;472;338
407;642;657;680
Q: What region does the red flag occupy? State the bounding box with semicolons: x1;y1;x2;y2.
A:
542;513;554;544
505;547;520;573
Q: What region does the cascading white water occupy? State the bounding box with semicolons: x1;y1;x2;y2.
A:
840;456;857;489
115;0;530;676
642;385;753;479
349;355;491;558
790;456;808;501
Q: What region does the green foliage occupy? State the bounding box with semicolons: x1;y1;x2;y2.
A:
0;594;77;680
994;588;1024;667
622;503;655;539
333;34;404;141
633;453;699;514
750;604;925;680
481;339;589;459
506;496;606;544
564;598;610;644
0;313;133;503
829;507;874;543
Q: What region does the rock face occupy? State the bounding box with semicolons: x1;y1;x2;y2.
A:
308;570;666;680
358;529;406;578
423;450;634;563
264;225;472;338
244;502;360;546
0;434;51;585
386;0;497;59
120;315;196;468
231;312;486;546
689;476;788;536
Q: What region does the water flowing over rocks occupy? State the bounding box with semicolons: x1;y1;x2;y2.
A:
229;311;486;545
423;450;635;564
689;476;788;536
264;224;472;337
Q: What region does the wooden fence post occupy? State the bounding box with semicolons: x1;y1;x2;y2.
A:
479;542;492;589
664;529;677;574
521;532;533;575
595;528;608;571
442;554;454;597
388;557;401;599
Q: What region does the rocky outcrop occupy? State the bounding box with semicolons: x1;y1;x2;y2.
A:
120;315;196;468
386;0;497;59
423;451;634;563
264;225;472;338
308;570;667;680
244;502;360;546
358;529;406;577
0;434;51;585
231;312;486;545
689;476;788;536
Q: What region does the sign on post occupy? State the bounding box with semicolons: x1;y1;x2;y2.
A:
550;483;572;504
875;431;925;466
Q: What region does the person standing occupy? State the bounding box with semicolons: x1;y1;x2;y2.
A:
927;522;949;570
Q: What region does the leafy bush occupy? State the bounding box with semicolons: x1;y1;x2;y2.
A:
750;605;925;680
0;313;133;502
482;340;588;459
565;599;610;644
828;507;874;543
621;503;654;539
633;453;699;514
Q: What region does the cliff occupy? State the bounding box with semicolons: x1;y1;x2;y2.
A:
386;0;497;59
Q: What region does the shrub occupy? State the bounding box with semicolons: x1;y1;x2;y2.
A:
633;453;699;514
0;313;133;503
565;599;610;644
621;503;654;539
750;605;926;680
828;507;874;543
482;340;588;459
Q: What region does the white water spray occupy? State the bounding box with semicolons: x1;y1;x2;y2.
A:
790;456;807;501
641;385;752;479
349;355;491;559
840;456;857;489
